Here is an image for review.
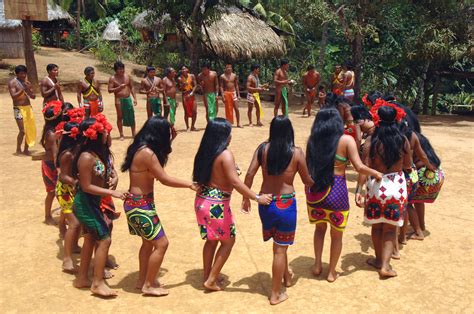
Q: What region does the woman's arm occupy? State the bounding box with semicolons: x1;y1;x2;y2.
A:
241;147;262;212
59;152;77;186
412;133;435;171
296;148;315;186
346;136;382;179
147;150;194;189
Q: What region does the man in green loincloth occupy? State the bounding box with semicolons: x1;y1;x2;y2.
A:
163;67;177;127
273;59;294;117
198;62;219;122
140;66;164;118
108;61;138;139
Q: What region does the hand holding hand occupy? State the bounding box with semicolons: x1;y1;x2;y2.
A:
112;190;129;200
256;193;272;205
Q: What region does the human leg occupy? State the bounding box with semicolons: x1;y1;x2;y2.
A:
416;203;426;231
44;191;55;225
74;233;95;288
408;204;424;240
269;243;289;305
367;224;383;269
15;117;25;154
313;223;327;276
247;102;253;125
327;227;343;282
63;213;81;272
114;101;124;139
91;237;117;296
136;239;154;289
202;240;218;282
203;237;235;291
142;236;169;296
380;223;397;277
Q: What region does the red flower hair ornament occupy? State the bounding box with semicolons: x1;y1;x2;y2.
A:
83;114;113;140
370;99;406;127
362;93;372;108
43;100;63;120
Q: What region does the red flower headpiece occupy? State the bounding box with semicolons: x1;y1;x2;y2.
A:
43;100;63;120
362;93;372;108
370;99;406;127
67;108;85;123
83;114;113;140
55;121;66;134
55;122;80;139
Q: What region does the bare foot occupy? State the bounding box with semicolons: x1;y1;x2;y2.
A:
142;285;169;297
191;127;197;131
136;280;164;290
106;258;119;270
327;270;339;283
73;277;92;288
13;151;22;156
23;150;31;156
256;122;263;127
269;292;289;305
73;245;82;254
408;232;424;241
186;128;190;133
91;281;118;297
237;125;243;128
379;267;397;278
366;257;381;269
44;216;57;225
119;136;125;141
103;269;114;279
284;268;295;287
398;235;407;245
392;252;401;260
62;259;77;274
203;279;222;291
311;264;322;276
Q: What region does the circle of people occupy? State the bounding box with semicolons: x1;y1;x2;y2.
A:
9;61;444;305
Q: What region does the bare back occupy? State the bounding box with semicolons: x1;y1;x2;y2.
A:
363;136;412;173
128;147;157;195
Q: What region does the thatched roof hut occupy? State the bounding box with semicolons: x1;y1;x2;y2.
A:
132;6;286;62
102;19;121;41
0;0;75;57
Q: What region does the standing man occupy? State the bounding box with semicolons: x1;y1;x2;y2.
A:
273;59;293;117
246;64;267;127
220;63;241;127
139;66;164;118
198;62;219;122
178;65;198;131
8;65;36;155
77;66;102;117
342;60;355;101
41;63;63;106
331;65;344;96
162;67;178;128
108;61;138;139
302;65;320;117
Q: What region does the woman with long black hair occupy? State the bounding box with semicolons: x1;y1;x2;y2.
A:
121;116;196;297
242;116;314;305
193;118;272;292
306;107;381;283
72;116;128;297
355;102;412;278
41;100;63;225
55;120;82;273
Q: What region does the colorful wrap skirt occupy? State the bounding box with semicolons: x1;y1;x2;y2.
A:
124;192;165;241
183;94;195;118
411;167;444;204
55;181;75;214
42;160;58;193
365;171;407;227
258;193;297;245
195;186;235;241
73;188;109;240
306;175;350;232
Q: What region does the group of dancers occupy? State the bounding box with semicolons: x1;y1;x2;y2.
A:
10;62;444;305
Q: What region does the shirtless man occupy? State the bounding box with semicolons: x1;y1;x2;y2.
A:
108;61;138;139
162;68;178;129
220;63;241;127
302;65;320;117
342;61;355;101
246;64;268;126
331;65;344;96
77;66;102;117
177;65;198;131
198;63;219;122
139;66;164;118
273;59;294;117
8;65;36;155
41;63;64;105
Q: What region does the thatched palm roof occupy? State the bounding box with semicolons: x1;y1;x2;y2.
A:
0;0;75;29
102;19;121;41
133;7;286;62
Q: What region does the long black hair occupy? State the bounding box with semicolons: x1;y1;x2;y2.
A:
41;107;62;148
391;101;421;134
417;132;441;168
370;106;406;169
367;90;383;106
258;116;294;176
350;105;372;121
121;116;171;172
193;118;232;184
306;107;344;191
56;121;81;168
72;118;111;179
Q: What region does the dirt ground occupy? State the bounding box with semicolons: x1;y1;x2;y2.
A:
0;88;473;312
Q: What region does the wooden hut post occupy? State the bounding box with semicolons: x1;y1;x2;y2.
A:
22;18;39;89
431;74;441;116
76;0;81;50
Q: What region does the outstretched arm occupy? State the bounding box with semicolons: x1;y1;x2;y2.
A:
241;147;262;212
148;150;194;189
346;136;381;179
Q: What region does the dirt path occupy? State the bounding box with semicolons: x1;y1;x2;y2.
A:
0;91;472;312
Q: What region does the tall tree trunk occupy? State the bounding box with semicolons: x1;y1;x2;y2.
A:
76;0;81;50
422;81;430;115
22;19;38;89
413;61;430;113
352;33;363;100
317;22;329;73
430;74;440;116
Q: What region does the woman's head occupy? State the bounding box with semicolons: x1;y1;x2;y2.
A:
306;107;344;191
56;121;81;167
41;101;63;147
351;105;373;133
121;116;172;172
261;116;295;175
193;118;232;184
